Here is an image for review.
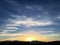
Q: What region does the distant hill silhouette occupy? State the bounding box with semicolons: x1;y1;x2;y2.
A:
0;41;60;45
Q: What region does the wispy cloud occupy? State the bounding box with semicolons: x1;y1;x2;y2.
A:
6;15;53;27
0;15;54;36
57;15;60;19
0;30;16;34
5;26;18;30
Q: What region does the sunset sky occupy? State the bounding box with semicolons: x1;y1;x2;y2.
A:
0;0;60;42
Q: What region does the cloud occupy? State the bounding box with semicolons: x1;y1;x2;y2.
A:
57;15;60;19
25;5;33;10
40;30;54;34
0;15;54;35
0;30;16;34
5;26;18;30
0;30;53;36
6;15;53;27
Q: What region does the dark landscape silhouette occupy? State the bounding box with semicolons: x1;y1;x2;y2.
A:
0;40;60;45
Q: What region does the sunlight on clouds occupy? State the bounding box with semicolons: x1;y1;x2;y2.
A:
0;0;60;42
45;33;60;41
0;15;56;41
0;30;54;36
0;30;59;42
1;30;49;42
12;18;53;26
6;15;53;27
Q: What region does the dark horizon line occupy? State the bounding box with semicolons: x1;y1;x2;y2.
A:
0;40;60;42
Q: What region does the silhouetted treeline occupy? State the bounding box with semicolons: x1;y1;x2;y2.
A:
0;41;60;45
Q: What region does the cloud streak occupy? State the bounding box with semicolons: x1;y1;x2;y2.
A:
6;15;53;27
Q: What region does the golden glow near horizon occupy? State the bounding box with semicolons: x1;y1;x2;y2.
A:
2;34;49;42
23;36;37;41
0;30;55;42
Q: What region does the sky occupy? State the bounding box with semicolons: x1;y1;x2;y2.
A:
0;0;60;42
